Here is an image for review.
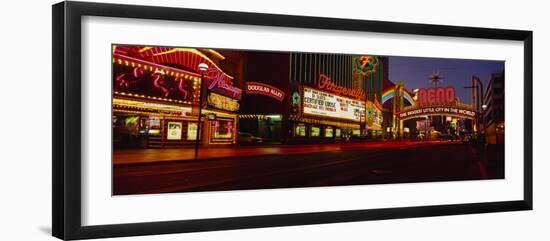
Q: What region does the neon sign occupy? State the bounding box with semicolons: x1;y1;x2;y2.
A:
353;56;379;76
398;106;476;120
115;67;143;91
205;68;242;100
416;87;455;105
245;82;285;102
114;67;193;101
318;74;366;100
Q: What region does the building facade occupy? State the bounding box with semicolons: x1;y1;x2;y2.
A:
483;72;505;145
240;52;387;143
112;46;388;149
112;46;243;149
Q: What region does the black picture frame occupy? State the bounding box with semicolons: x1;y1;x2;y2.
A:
52;1;533;240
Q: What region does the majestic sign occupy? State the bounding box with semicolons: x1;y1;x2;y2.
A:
207;92;240;112
318;74;366;100
205;68;242;100
416;87;456;105
398;106;476;120
303;87;365;122
245;82;285;102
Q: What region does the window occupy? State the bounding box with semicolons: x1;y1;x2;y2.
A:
335;128;341;138
148;117;161;129
187;122;198;140
311;126;321;137
295;124;307;137
211;119;234;141
325;127;334;137
166;121;182;140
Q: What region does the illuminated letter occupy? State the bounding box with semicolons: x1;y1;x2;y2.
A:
436;88;445;104
427;88;436;104
417;89;427;104
445;87;455;103
318;74;329;89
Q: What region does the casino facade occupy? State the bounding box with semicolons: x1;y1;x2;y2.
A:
112;46;243;149
112;45;389;149
239;52;387;144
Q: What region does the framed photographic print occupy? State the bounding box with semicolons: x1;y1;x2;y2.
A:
52;1;533;240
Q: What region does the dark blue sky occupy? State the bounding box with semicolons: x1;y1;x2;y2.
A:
388;56;504;104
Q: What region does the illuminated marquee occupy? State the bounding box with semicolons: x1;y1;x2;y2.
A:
416;87;455;105
207;92;240;112
303;87;365;122
245;82;285;102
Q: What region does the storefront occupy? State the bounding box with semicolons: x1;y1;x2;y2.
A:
288;115;362;143
112;45;241;149
203;91;241;145
112;93;201;149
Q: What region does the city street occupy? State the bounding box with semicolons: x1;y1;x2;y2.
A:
113;141;504;195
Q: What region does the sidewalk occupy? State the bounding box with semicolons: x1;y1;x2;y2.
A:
113;140;453;166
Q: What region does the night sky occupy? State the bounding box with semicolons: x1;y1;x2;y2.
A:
388;56;504;104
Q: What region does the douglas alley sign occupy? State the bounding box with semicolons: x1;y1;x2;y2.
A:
245;82;285;102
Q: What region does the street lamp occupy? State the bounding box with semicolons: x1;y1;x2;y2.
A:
198;63;209;72
481;104;487;131
479;104;488;146
194;63;209;158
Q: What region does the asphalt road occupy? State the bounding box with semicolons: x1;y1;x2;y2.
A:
113;141;503;195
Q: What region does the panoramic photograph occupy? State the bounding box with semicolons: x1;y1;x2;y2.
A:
111;45;505;195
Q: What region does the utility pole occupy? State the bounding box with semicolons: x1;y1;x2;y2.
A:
464;76;484;141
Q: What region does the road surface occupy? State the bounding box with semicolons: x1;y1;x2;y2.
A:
113;141;504;195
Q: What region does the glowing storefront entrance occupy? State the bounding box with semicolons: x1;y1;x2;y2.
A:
112;93;200;149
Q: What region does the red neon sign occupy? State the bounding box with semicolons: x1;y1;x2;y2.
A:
416;87;456;105
245;82;285;102
114;66;193;101
318;74;366;100
205;68;242;100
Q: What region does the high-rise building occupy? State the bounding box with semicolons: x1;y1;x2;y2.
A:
483;72;505;145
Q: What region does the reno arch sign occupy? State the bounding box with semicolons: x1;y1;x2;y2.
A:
416;87;456;105
398;86;477;120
